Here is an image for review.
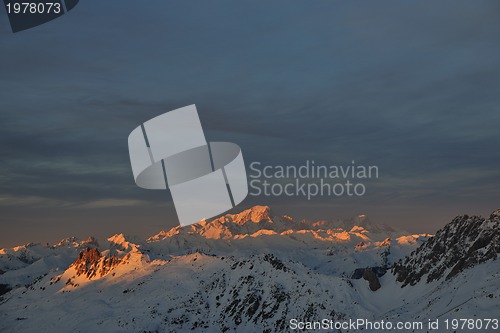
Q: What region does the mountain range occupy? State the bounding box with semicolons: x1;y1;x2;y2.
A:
0;205;499;332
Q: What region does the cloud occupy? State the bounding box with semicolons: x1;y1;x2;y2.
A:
0;195;156;209
74;199;154;209
0;195;71;208
0;0;499;244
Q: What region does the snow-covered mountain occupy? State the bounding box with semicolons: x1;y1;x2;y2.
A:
0;206;498;332
393;210;500;286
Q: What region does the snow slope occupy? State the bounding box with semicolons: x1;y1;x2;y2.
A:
0;206;498;332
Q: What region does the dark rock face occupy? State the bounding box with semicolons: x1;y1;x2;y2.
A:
393;210;500;287
352;267;384;291
362;268;381;291
0;283;12;296
73;248;121;279
262;254;290;272
351;266;387;280
351;245;389;291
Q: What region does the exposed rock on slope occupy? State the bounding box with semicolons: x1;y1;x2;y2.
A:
362;268;381;291
1;206;500;333
72;248;121;279
393;210;500;286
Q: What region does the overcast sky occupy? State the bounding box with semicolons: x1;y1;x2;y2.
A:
1;0;500;247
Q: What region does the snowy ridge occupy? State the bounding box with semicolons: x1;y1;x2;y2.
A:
393;212;500;286
0;206;499;332
0;237;99;289
145;206;420;257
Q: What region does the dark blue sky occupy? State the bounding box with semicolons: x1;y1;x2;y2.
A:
1;0;500;247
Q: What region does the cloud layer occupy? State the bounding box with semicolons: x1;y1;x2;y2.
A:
1;0;499;246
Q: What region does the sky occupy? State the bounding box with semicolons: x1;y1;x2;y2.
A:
1;0;500;248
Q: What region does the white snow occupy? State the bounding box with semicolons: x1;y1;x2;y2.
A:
0;206;498;332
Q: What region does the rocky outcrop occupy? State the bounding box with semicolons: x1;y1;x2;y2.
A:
351;265;385;291
0;283;12;297
362;268;381;291
72;248;121;279
393;210;500;286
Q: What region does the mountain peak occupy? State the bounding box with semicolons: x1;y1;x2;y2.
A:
108;233;127;245
71;247;121;280
107;233;138;251
491;208;500;219
225;205;272;224
393;212;500;286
